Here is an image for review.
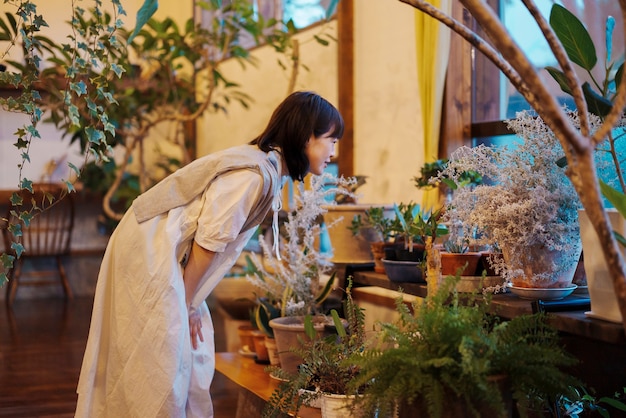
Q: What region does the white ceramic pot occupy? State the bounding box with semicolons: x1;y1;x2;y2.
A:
578;209;625;323
321;393;361;418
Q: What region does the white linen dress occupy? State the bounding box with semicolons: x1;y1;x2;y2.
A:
76;147;282;418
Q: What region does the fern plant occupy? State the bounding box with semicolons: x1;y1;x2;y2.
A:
262;278;367;418
348;275;580;418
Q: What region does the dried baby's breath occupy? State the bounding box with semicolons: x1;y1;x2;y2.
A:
247;172;356;316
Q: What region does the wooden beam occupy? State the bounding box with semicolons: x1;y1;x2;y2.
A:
337;0;354;177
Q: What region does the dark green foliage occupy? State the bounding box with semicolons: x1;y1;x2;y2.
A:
348;276;580;418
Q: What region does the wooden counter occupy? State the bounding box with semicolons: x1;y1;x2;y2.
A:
351;271;626;345
215;352;320;418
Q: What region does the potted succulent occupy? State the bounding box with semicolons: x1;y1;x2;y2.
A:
438;112;582;291
246;172;356;374
348;275;580;418
262;279;368;418
439;236;482;277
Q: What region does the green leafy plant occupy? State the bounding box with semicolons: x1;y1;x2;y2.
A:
349;275;580;418
547;4;626;198
262;278;366;418
349;206;394;243
0;1;125;286
414;158;483;191
392;202;448;250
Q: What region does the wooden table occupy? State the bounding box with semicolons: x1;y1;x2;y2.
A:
215;352;320;418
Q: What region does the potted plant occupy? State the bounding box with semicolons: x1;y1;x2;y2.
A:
262;279;368;418
438;111;582;291
349;206;395;273
348;275;580;418
439;236;482;277
414;158;483;207
377;202;448;284
390;202;448;261
246;172;356;374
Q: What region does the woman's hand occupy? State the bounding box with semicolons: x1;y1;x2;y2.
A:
188;307;204;350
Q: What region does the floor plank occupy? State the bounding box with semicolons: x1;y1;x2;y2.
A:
0;296;238;417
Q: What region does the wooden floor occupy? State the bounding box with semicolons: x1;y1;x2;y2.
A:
0;296;240;418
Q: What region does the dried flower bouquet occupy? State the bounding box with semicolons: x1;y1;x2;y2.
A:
439;110;582;288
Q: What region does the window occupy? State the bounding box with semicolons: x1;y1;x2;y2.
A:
471;0;624;147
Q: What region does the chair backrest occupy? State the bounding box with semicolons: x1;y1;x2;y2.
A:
3;184;75;257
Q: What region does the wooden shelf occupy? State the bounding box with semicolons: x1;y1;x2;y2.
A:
351;270;626;345
215;352;320;418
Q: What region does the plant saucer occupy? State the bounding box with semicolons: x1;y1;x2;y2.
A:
506;283;577;300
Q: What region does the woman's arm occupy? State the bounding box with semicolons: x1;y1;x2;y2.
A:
183;241;216;349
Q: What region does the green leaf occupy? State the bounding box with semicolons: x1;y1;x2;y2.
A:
127;0;159;43
1;252;15;269
314;271;336;304
600;181;626;218
550;4;597;71
331;309;347;338
546;66;572;95
11;242;25;259
303;314;316;340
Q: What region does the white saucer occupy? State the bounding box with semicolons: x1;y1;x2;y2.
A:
506;283;577;300
238;348;256;358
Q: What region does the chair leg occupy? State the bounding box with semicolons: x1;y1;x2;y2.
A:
56;256;73;300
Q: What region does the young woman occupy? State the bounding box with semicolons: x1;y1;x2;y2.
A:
75;91;343;417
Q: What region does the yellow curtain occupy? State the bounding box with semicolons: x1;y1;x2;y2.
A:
415;0;451;210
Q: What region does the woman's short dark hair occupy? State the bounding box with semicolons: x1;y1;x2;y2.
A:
250;91;344;181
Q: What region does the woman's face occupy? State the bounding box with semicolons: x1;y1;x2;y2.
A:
305;129;338;175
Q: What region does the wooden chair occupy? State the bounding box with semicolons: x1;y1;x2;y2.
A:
3;184;75;306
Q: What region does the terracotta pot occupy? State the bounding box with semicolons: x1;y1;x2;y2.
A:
237;325;256;353
440;252;482;276
251;330;269;363
269;315;333;375
370;242;395;273
477;252;504;277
